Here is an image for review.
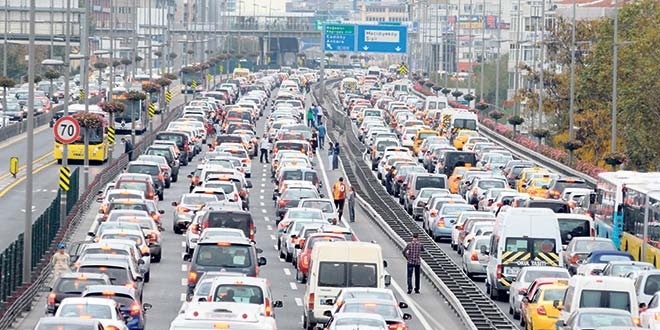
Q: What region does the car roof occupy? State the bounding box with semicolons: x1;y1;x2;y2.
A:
196;236;253;245
59;297;118;306
57;272;111;280
83;284;136;296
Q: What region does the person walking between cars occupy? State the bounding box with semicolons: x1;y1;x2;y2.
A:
404;233;424;294
332;143;340;170
385;166;396;194
347;186;356;223
317;121;326;149
307;107;315;128
310;129;318;154
259;134;270;163
333;177;348;221
52;243;71;279
121;137;133;161
328;142;334;168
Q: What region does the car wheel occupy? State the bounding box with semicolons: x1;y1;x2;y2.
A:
285;251;292;262
173;226;181;235
172;174;178;182
165;180;171;188
153;252;161;263
144;271;150;282
158;192;164;201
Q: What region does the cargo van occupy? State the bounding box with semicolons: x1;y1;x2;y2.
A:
424;96;448;112
302;241;391;330
485;208;563;301
556;275;639;325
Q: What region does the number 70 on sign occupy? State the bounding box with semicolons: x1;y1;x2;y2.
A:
53;116;81;144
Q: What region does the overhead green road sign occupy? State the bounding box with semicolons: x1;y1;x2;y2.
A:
316;19;342;31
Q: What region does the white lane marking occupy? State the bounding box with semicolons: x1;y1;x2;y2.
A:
181;278;187;286
260;202;265;206
260;195;264;200
289;282;297;290
270;234;276;240
181;264;188;272
260;189;265;193
295;298;303;307
180;293;187;302
261;177;266;182
267;225;273;230
261;209;267;213
273;244;278;250
264;216;270;222
261;183;266;187
283;268;291;276
390;279;445;330
180;241;186;248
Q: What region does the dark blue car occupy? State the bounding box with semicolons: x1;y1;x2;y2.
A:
82;285;152;330
584;250;634;264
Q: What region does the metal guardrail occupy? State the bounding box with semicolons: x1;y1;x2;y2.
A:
313;80;516;330
0;114;51;143
409;89;597;187
0;105;184;330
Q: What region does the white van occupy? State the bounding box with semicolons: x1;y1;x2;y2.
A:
556;275;638;325
302;241;391;329
424;96;448;112
485;208;563;301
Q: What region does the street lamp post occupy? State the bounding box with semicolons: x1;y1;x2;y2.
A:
568;0;577;164
24;0;37;283
611;0;619;164
479;0;486;101
538;0;545;129
494;0;502;109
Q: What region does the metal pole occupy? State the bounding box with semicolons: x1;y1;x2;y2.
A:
467;0;473;95
494;0;501;109
538;0;545;129
50;0;54;58
611;0;619;157
530;4;538;133
108;0;114;162
60;0;71;226
454;0;461;91
132;0;138;81
23;0;36;283
148;0;153;132
82;1;90;189
568;0;576;163
3;0;7;76
513;0;522;117
479;0;485;101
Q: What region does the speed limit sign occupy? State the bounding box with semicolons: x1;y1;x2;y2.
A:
53;115;80;144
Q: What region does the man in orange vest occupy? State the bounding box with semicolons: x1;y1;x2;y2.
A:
332;177;348;221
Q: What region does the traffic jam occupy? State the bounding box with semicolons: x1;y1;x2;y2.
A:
32;64;656;330
340;65;656;330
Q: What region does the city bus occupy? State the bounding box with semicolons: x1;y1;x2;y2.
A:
594;171;660;238
134;74;151;86
620;182;660;266
112;89;148;134
53;104;110;163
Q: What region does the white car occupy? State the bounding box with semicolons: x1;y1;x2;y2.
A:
55;297;129;330
297;198;338;223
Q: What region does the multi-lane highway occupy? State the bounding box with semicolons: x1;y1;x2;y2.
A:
0;86;184;251
14;88;466;330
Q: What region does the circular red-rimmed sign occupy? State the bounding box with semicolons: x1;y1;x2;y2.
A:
53;115;80;144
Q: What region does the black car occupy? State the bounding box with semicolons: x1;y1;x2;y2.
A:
144;145;180;182
44;272;112;315
155;131;191;165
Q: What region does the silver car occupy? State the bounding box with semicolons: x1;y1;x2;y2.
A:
461;235;490;278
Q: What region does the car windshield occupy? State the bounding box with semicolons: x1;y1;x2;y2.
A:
289;210;324;222
524;270;569;282
610;264;653;276
116;181;148;192
441;205;475;216
107;192;142;201
342;302;399;320
100;233;143;245
543;288;567;301
182;195;218;205
195;244;253;268
318;262;377;288
56;278;108;294
420;189;449;198
594;254;633;263
307;236;345;249
577;312;633;328
58;304;113;319
83;292;134;306
110;203;148;212
212;284;264;304
282;189;317;200
478;180;506;189
300;201;334;213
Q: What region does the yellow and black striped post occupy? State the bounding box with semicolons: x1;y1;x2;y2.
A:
78;90;85;103
399;64;408;75
59;166;71;191
107;126;115;144
148;103;156;118
165;90;172;104
191;80;197;90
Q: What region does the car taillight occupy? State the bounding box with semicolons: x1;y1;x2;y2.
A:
99;204;107;214
430;210;438;216
140;245;149;255
472;187;478;196
536;305;547;316
308;293;314;309
234;193;240;201
184;144;190;152
470;251;478;261
125;282;136;289
191;223;199;234
278;200;287;207
496;264;502;279
47;293;56;305
571;254;579;265
130;303;141;316
188;271;197;284
403;135;407;140
249;222;255;241
149;232;157;243
178;206;191;213
590;227;595;236
302;254;310;267
147;192;154;200
264;298;272;317
151;212;160;221
487;200;493;206
158;173;164;181
437;218;445;227
192;177;199;184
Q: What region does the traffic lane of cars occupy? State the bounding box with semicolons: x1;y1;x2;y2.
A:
315;143;466;330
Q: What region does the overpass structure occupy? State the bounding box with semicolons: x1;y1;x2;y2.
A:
0;6;83;44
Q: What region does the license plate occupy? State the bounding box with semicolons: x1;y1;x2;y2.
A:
211;312;236;319
504;267;520;276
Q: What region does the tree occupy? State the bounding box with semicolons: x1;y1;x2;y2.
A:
142;82;160;94
489;110;504;123
163;73;177;81
507;115;525;135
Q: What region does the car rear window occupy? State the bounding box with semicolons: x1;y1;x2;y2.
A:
415;176;446;190
194;244;253;268
156;133;184;147
109;203;148;212
205;212;252;235
77;266;129;285
115;181;148;192
127;164;159;176
212;284;263;304
56;277;108;293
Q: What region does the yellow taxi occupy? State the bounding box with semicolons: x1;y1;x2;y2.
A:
453;130;480;150
412;130;440;156
524;175;554;198
516;167;550;192
448;165;479;193
523;283;568;330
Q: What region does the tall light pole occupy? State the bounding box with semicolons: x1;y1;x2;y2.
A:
108;0;115;161
568;0;577;164
82;0;91;189
512;0;522;117
24;0;37;283
610;0;619;161
3;0;8;76
530;4;539;132
538;0;545;129
494;0;501;109
59;0;72;227
478;0;485;101
467;0;474;95
50;0;54;58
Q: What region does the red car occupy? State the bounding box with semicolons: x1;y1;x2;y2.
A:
294;233;346;283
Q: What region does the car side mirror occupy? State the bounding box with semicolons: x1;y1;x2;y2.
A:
273;300;283;308
258;256;267;266
159;210;165;214
138;259;145;265
399;301;408;309
183;253;191;262
256;248;263;254
198;297;207;302
171;201;178;207
143;303;153;311
383;260;388;268
384;274;392;286
553;300;563;310
319;193;325;198
246;180;253;189
323;310;332;317
480;245;489;255
591;269;603;276
403;313;412;320
518;288;528;295
521;184;527;189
